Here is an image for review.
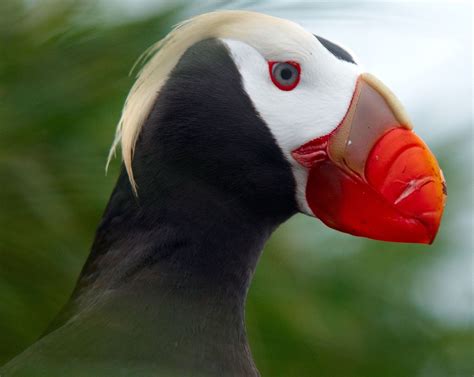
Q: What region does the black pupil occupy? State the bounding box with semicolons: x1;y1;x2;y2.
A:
280;67;293;81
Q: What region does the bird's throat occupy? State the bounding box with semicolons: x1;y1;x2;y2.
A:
50;168;284;376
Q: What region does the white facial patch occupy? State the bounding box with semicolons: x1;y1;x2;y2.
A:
222;37;361;215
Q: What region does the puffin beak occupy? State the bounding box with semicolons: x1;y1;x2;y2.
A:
292;73;447;244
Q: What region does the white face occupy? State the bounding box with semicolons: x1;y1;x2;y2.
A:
222;37;362;214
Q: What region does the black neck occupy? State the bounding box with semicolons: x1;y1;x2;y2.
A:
65;167;287;376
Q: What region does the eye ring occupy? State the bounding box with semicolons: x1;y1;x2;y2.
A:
268;61;301;91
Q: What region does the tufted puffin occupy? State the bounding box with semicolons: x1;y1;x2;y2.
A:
1;10;446;377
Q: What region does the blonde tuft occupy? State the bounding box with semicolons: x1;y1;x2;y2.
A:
107;10;312;193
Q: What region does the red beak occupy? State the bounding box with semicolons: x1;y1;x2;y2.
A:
292;74;447;244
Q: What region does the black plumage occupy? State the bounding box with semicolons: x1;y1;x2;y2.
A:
315;34;356;64
2;39;297;377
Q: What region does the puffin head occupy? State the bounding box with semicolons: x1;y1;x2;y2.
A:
110;10;446;244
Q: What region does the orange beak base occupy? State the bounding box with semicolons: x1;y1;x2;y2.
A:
292;74;447;244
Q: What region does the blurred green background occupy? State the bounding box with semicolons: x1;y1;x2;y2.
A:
0;0;472;376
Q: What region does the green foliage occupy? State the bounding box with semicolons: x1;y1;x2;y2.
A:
0;1;472;376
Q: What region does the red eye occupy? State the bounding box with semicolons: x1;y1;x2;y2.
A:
269;61;301;91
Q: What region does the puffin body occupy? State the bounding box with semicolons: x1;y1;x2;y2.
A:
1;11;446;377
